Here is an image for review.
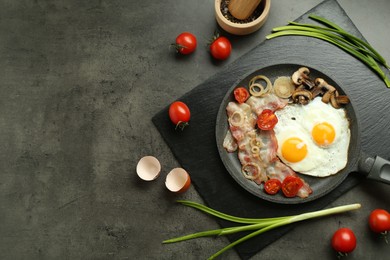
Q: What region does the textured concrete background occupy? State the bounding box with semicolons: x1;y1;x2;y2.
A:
1;0;389;259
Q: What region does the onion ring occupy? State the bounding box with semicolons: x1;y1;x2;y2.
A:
242;163;261;180
273;76;295;99
251;146;260;154
248;75;272;97
229;111;245;127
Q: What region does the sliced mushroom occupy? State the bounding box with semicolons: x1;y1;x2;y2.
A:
335;95;350;105
292;89;313;105
312;78;327;97
330;91;350;108
314;78;337;103
292;67;309;85
322;91;333;104
311;85;324;98
330;91;341;109
291;67;315;89
316;78;336;92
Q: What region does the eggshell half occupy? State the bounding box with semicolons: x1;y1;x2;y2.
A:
136;156;161;181
165;168;191;193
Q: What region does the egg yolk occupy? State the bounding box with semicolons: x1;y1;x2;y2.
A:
281;137;308;163
312;122;336;146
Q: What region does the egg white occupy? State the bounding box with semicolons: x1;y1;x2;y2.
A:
274;97;350;177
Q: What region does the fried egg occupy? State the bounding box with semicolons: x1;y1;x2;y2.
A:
274;97;350;177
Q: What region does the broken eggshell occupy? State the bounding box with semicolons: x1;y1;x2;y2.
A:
136;156;161;181
165;168;191;193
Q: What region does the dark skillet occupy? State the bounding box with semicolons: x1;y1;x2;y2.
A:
215;63;390;204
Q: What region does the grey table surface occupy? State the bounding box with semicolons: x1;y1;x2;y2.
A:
1;0;390;259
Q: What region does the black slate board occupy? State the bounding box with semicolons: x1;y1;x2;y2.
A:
152;0;390;259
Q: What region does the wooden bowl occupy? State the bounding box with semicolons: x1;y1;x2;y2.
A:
215;0;271;35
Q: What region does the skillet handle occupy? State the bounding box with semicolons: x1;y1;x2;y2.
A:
366;156;390;184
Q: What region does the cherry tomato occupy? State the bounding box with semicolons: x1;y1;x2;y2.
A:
233;87;249;104
264;179;282;195
169;101;191;130
281;176;303;198
210;36;231;60
331;228;357;254
257;109;278;131
173;32;197;55
368;209;390;233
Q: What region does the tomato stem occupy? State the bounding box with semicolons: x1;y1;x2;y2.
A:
175;121;189;131
170;43;188;53
337;252;348;259
381;231;388;244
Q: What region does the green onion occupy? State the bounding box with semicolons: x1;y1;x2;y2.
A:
265;15;390;88
285;23;388;68
272;25;385;67
163;200;361;259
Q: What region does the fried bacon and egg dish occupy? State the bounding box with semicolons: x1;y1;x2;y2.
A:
223;67;351;198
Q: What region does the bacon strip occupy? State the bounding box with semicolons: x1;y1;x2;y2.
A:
246;94;289;115
225;102;268;183
248;95;312;197
224;94;313;198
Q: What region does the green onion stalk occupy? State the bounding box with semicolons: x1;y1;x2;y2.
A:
265;15;390;88
163;200;361;259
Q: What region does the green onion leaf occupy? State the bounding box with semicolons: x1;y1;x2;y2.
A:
163;200;361;259
266;15;390;88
